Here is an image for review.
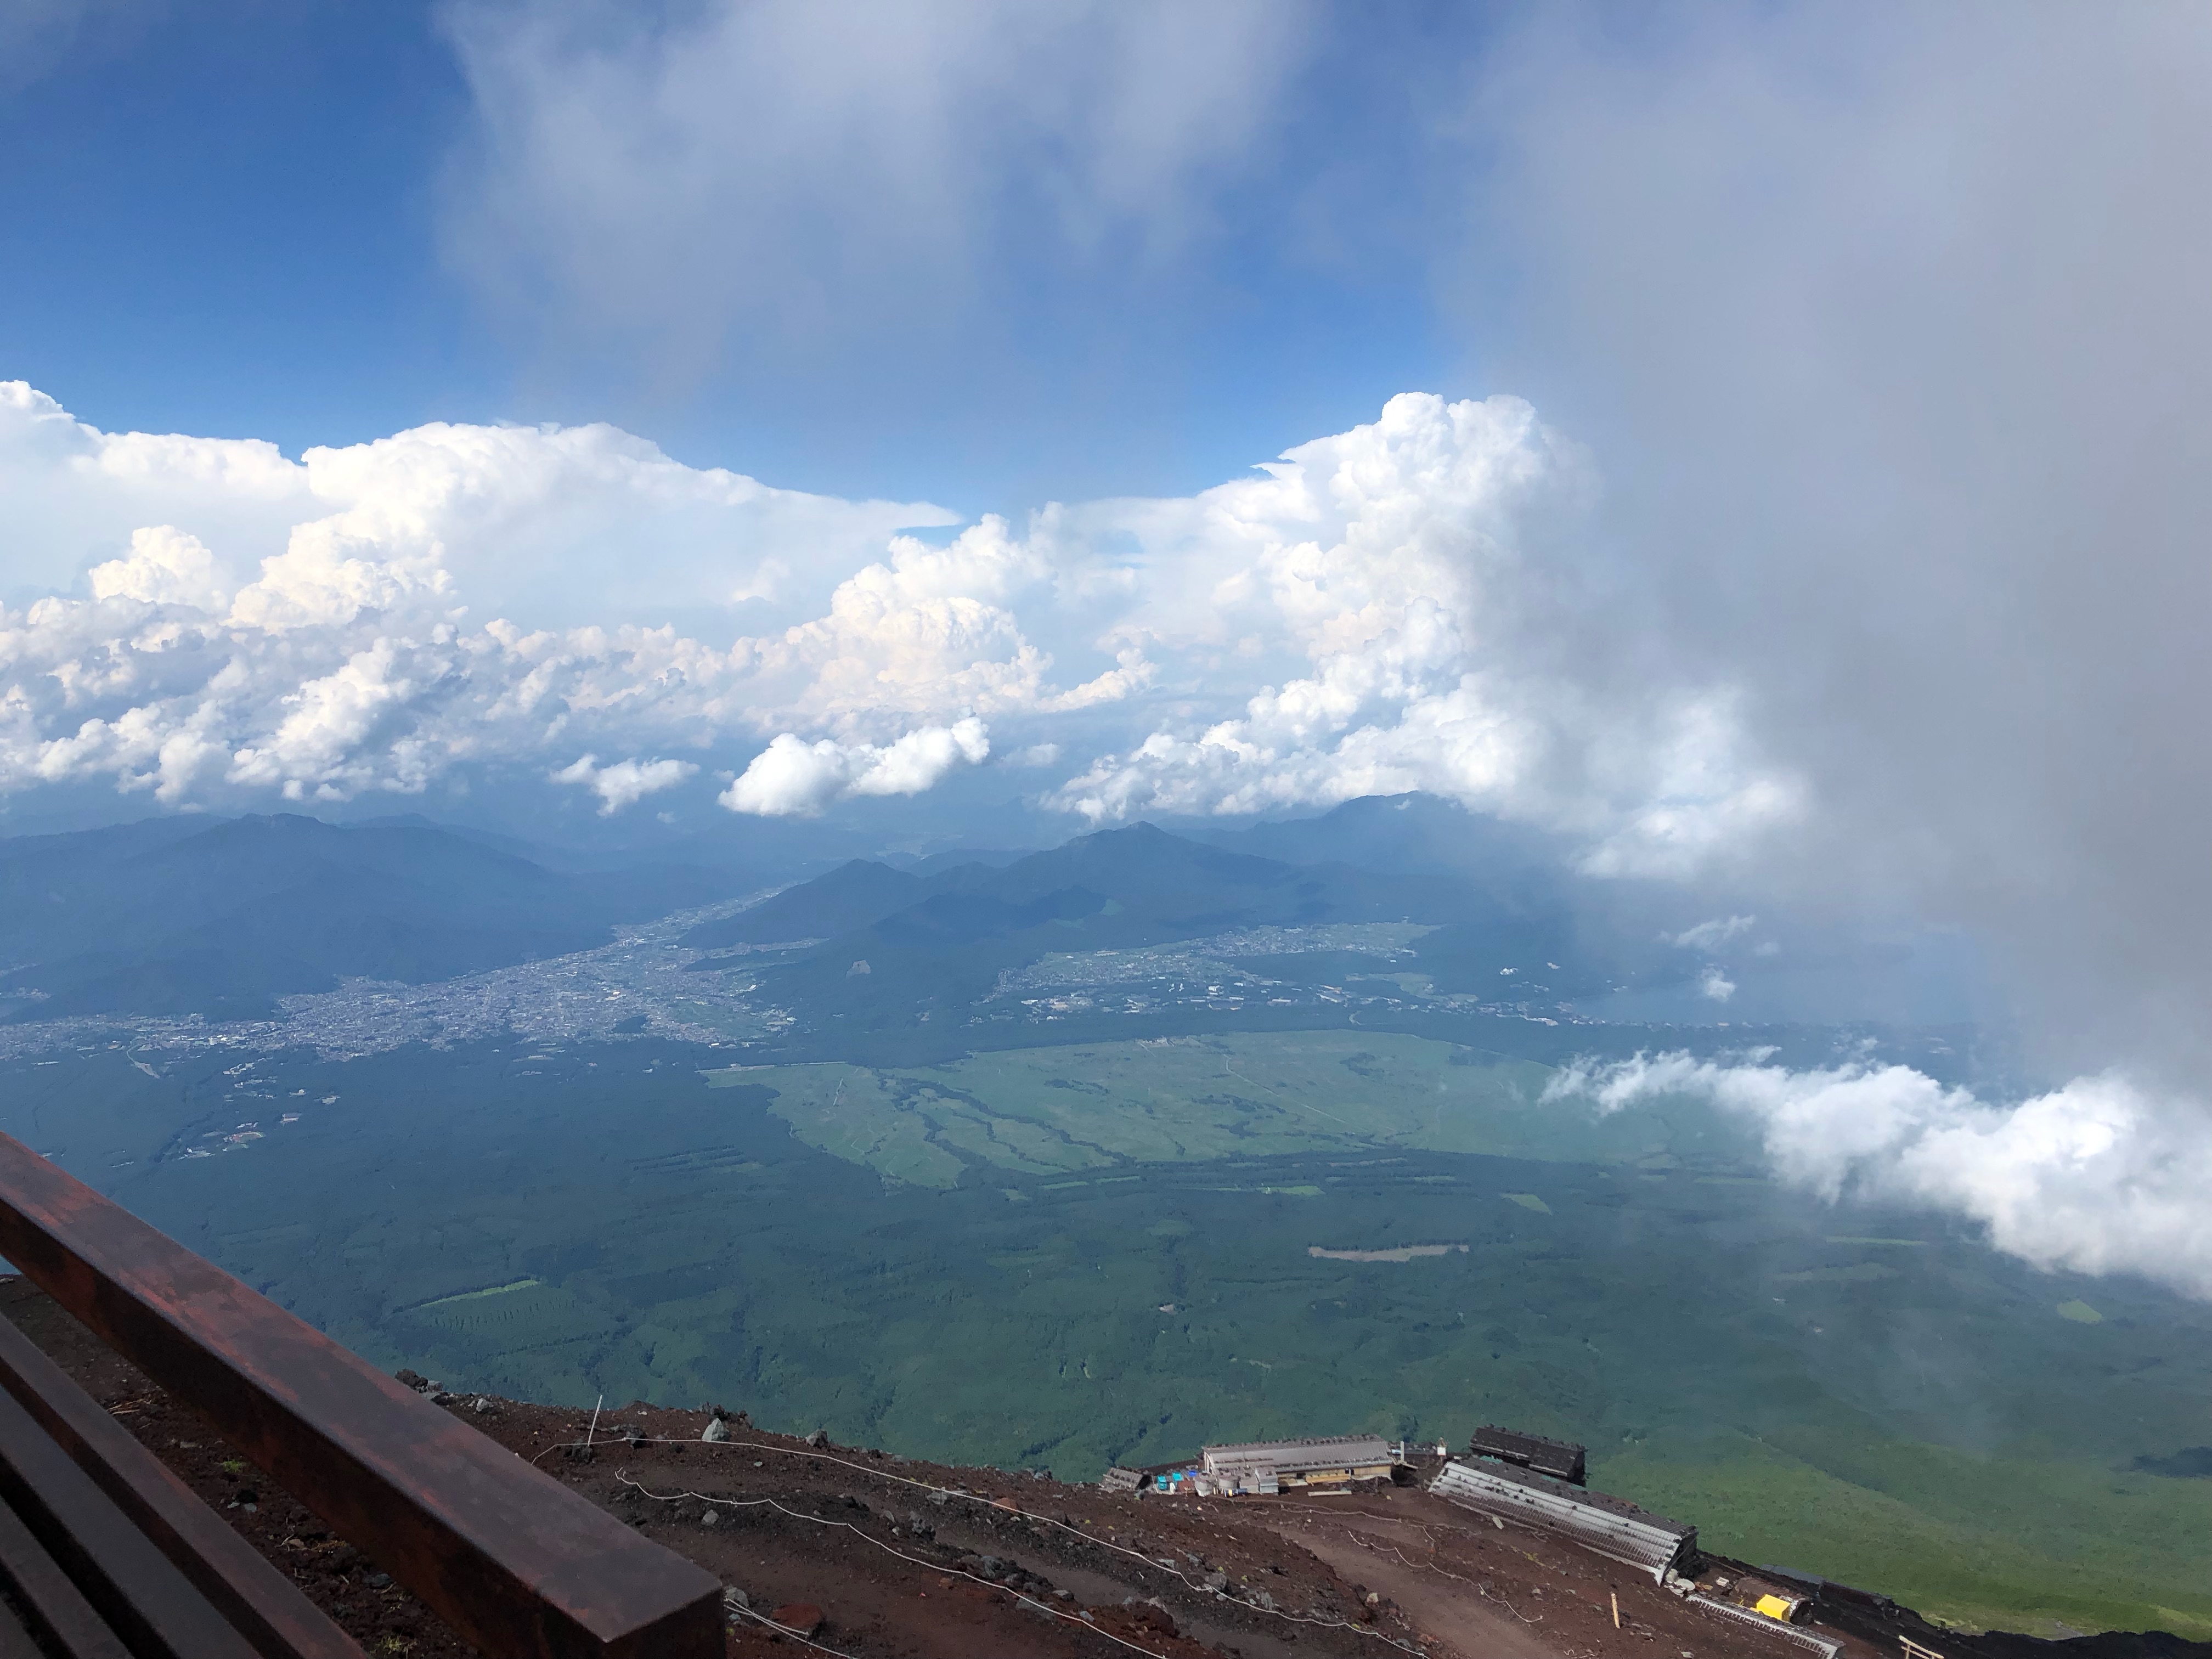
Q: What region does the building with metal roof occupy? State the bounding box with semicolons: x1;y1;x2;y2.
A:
1430;1458;1696;1582
1200;1435;1396;1492
1468;1425;1587;1485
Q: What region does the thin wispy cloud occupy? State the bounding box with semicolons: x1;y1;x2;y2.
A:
436;0;1318;390
1668;915;1756;952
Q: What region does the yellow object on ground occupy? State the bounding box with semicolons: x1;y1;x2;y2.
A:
1755;1595;1798;1622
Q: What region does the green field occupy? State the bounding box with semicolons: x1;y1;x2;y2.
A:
706;1031;1728;1184
4;1031;2208;1638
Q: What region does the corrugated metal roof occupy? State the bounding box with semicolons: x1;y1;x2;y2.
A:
1429;1459;1695;1582
1201;1435;1393;1475
1469;1425;1587;1483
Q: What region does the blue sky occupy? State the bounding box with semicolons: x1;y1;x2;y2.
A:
3;1;1492;511
2;5;482;458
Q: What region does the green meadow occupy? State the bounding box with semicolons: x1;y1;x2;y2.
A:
704;1030;1720;1183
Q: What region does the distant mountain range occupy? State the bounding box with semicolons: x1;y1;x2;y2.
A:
0;814;745;1020
679;814;1657;1031
686;821;1460;946
3;799;1601;1027
1191;791;1561;883
0;795;1970;1030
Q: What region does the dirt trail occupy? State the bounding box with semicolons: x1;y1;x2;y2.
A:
1260;1507;1561;1659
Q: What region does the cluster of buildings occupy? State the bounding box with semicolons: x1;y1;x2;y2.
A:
1107;1422;1590;1504
1116;1434;1406;1497
1106;1420;1847;1657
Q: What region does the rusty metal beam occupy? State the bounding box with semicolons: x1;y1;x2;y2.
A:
0;1134;721;1659
0;1312;363;1659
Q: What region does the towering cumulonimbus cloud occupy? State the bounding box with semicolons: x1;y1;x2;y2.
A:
1045;392;1802;877
0;381;1057;809
0;379;1783;874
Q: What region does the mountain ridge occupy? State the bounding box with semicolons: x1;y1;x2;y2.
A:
0;812;748;1020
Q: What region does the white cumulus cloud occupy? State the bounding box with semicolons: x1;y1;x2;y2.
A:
1047;394;1801;872
551;753;699;815
87;527;229;611
0;386;1047;809
1;379;954;633
3;382;1790;852
1547;1053;2212;1300
720;719;991;817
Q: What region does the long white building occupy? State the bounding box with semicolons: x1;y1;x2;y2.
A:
1199;1435;1396;1493
1430;1458;1697;1582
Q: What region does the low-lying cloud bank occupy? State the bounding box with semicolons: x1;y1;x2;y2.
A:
1547;1054;2212;1300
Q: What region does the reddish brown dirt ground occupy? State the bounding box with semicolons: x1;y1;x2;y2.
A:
0;1277;2023;1659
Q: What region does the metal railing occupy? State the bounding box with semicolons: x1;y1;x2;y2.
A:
0;1132;722;1658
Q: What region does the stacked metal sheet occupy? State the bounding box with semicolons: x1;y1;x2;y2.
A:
1428;1458;1696;1582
